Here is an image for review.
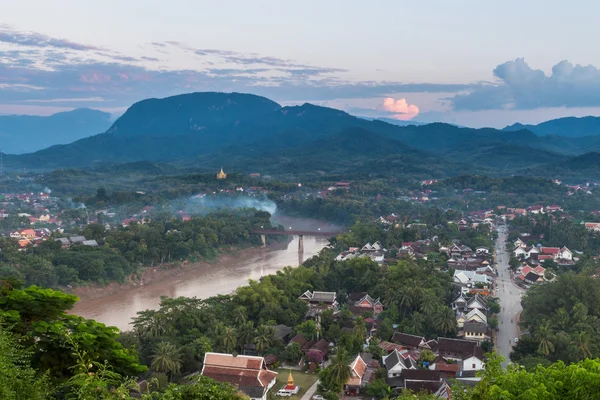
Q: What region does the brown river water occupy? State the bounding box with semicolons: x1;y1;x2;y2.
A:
71;216;335;331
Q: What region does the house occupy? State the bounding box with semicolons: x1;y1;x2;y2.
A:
527;205;545;214
451;294;468;313
349;293;384;316
82;240;99;247
513;238;526;248
18;229;37;240
69;235;86;244
55;238;70;248
298;291;337;309
201;353;278;400
430;362;461;379
518;265;545;284
463;322;488;341
584;222;600;232
344;354;368;395
465;308;487;324
466;295;488;312
546;205;563;213
361;241;383;253
382;348;418;378
540;247;560;259
559;247;573;260
397;370;452;399
453;271;492;293
273;325;293;344
391;332;429;350
456;312;467;328
437;338;485;371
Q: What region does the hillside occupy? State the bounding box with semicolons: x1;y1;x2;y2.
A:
0;108;111;154
504;116;600;138
523;151;600;179
6;91;600;178
190;127;474;177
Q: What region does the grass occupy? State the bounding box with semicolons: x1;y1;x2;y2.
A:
269;368;319;400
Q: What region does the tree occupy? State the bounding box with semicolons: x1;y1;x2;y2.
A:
296;320;318;340
161;375;248;400
319;348;352;393
254;325;275;354
571;331;593;360
0;326;51;400
151;342;182;380
419;349;436;363
433;306;457;336
281;342;303;364
237;321;255;350
535;321;555;356
221;327;237;354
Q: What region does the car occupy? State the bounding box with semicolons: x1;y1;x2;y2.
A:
312;396;325;400
277;390;293;397
514;338;519;343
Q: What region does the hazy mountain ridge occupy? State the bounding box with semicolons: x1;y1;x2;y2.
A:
0;108;112;154
504;116;600;138
5;92;600;178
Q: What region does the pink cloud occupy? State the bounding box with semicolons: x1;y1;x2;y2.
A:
117;73;129;81
383;97;419;120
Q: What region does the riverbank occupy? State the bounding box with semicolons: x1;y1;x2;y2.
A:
71;234;330;331
72;240;290;302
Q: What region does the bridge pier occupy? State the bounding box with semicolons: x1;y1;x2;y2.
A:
298;235;304;253
260;234;266;248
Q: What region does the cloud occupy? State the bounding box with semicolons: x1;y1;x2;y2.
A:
451;58;600;110
0;26;472;114
22;97;105;103
382;97;419;120
0;25;101;51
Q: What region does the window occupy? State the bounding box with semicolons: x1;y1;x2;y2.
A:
472;363;476;369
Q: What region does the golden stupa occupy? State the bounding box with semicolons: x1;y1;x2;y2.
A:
284;370;296;390
216;167;227;180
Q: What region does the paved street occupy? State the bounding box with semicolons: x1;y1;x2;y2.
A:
494;223;524;367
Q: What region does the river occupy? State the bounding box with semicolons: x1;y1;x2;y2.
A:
71;216;334;331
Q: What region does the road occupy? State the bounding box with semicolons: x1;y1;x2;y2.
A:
494;223;524;367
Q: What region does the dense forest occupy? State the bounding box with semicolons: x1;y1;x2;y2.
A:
512;271;600;368
0;210;275;288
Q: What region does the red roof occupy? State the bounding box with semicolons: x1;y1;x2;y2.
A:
538;255;553;260
534;266;546;275
541;247;559;255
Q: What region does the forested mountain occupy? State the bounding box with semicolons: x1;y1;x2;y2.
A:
0;108;112;154
5;92;600;178
504;116;600;138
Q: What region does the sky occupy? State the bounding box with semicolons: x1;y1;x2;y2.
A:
1;0;600;127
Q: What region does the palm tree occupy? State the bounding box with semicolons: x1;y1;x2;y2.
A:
233;306;248;326
406;312;425;335
150;341;182;380
221;326;237;353
434;307;457;335
353;317;367;342
329;348;352;392
572;331;593;360
419;294;438;316
237;321;255;350
535;321;555;356
254;325;275;354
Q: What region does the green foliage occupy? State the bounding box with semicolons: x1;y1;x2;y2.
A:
0;284;145;383
454;353;600;400
514;272;600;364
0;326;51;400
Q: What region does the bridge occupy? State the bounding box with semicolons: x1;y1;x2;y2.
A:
251;229;344;253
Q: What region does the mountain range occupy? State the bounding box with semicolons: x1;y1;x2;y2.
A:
5;92;600;179
503;116;600;138
0;108;112;154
